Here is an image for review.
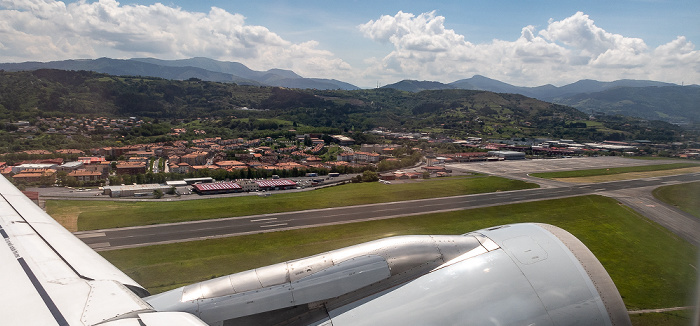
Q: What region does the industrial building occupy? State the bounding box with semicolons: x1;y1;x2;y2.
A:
102;184;172;198
488;150;526;160
183;177;214;185
192;182;243;195
255;179;297;191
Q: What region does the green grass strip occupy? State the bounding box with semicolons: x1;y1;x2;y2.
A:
100;195;697;312
629;310;695;326
46;176;537;231
653;181;700;218
530;163;699;179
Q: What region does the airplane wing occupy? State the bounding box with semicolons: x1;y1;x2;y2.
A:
1;173;631;325
0;174;208;326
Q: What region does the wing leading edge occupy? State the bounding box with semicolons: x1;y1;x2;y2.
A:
0;174;208;325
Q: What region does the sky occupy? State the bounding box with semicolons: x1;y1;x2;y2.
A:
1;0;699;88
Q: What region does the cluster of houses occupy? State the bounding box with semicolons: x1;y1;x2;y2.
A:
0;157;109;184
15;117;144;135
5;125;699;189
0;133;405;186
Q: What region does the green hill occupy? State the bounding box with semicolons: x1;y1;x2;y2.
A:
553;86;700;124
0;70;687;146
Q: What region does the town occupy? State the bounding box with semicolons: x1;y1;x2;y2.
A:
2;116;698;199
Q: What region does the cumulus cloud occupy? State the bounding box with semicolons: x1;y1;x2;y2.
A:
359;10;699;86
1;2;698;87
0;0;352;79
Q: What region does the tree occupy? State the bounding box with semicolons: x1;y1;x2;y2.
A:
153;189;163;199
361;170;379;182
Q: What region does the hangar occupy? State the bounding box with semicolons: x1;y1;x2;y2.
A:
193;182;243;195
255;179;297;191
488;150;526;160
103;184;172;198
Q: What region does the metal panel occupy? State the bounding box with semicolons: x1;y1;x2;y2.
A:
181;284;203;302
291;255;390;303
182;275;235;302
328;250;553;326
138;312;209;326
503;236;548;265
197;284;294;324
287;255;333;282
434;245;488;271
482;223;630;326
230;269;263;293
536;223;631;326
81;280;153;325
470;232;501;251
255;262;289;287
430;235;482;261
380;236;442;275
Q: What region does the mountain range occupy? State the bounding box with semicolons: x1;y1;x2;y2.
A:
383;77;699;124
1;57;698;123
0;57;359;91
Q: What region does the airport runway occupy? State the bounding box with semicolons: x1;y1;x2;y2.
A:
75;172;700;251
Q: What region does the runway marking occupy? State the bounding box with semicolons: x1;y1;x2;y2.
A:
250;218;277;222
260;223;288;228
595;188;605;191
88;242;111;249
76;232;106;238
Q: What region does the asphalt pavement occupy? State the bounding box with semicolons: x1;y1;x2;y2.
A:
74;170;700;251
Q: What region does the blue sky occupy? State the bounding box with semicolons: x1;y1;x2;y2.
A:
1;0;699;87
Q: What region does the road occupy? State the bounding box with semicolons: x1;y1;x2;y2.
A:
75;171;700;251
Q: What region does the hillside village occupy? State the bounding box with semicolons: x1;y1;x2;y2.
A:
3;118;699;198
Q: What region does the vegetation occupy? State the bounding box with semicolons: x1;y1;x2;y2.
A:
555;85;700;124
652;181;700;218
46;175;538;230
629;310;695;326
99;195;698;314
0;69;691;154
530;163;700;179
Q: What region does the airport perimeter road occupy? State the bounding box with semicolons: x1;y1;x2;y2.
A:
75;172;700;251
603;186;700;247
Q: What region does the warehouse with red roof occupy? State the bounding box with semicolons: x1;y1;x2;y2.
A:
255;179;297;191
192;182;243;195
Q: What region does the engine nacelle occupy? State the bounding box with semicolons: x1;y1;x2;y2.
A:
146;223;630;326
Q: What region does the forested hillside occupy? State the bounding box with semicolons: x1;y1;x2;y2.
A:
0;69;688;145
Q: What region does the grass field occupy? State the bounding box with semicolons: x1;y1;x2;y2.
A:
46;176;538;231
653;181;700;218
629;310;695;326
100;195;697;315
530;162;700;180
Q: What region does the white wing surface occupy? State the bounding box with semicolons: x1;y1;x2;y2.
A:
0;174;207;326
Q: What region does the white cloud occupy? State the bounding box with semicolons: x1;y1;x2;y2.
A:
0;0;352;79
359;10;700;86
1;2;698;87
